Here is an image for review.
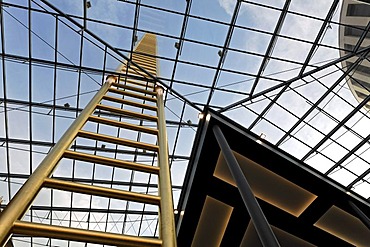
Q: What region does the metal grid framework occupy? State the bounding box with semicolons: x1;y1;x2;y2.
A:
1;0;370;246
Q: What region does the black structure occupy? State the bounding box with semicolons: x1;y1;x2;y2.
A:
177;110;370;246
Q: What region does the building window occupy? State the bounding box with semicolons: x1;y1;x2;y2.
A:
344;25;370;38
347;62;370;76
356;90;369;99
347;4;370;16
351;78;370;90
344;44;355;51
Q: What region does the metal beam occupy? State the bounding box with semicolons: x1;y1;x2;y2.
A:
205;0;242;107
219;45;370;113
212;125;280;247
298;0;339;77
39;0;202;112
0;204;159;215
348;201;370;230
301;92;370;161
353;21;370;52
249;0;291;96
275;51;370;147
325;130;370;177
246;0;338;130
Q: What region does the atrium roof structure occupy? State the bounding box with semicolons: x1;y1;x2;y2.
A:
1;0;370;246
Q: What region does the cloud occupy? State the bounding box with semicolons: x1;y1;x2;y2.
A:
218;0;235;16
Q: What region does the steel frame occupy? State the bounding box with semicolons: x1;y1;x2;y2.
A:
2;0;370;245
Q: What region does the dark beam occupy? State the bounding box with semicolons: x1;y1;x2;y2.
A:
249;0;291;96
247;0;338;131
212;125;280;247
39;0;202;112
275;51;370;147
298;0;339;77
205;1;242;107
325;131;370;177
218;45;370;113
301;92;370;161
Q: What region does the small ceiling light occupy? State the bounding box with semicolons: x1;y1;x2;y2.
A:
198;113;204;119
64;103;70;108
180;210;185;216
174;209;179;214
256;133;266;144
205;114;211;122
346;191;351;195
86;1;92;8
174;42;180;49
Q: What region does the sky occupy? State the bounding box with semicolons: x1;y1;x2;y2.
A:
2;0;370;246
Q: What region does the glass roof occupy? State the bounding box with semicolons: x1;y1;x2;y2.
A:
1;0;370;245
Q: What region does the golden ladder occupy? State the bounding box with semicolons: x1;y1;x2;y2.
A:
0;34;177;247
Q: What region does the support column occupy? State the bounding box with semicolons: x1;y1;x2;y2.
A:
212;124;280;247
349;201;370;230
156;85;177;247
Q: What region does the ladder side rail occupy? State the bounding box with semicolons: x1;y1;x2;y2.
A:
0;76;116;245
156;86;177;247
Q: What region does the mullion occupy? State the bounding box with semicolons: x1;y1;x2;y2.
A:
219;45;370;113
273;65;370;145
19;0;344;73
123;0;140;85
259;78;370;175
249;0;291;97
248;0;339;131
0;0;11;202
166;0;192;100
9;1;349;54
275;56;368;149
119;0;348;55
298;0;339;77
240;103;361;181
205;0;241;107
27;1;33;245
49;15;59;244
301;88;370;161
169;101;186;168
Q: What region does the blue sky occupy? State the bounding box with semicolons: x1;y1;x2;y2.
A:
3;0;370;244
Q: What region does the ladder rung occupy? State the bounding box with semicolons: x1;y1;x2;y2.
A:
124;65;156;73
96;104;157;122
88;116;158;135
13;221;162;247
64;150;159;174
128;63;157;72
44;178;160;205
108;88;157;102
131;62;156;69
103;95;157;111
112;82;157;96
78;130;159;152
132;54;156;61
121;78;155;89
